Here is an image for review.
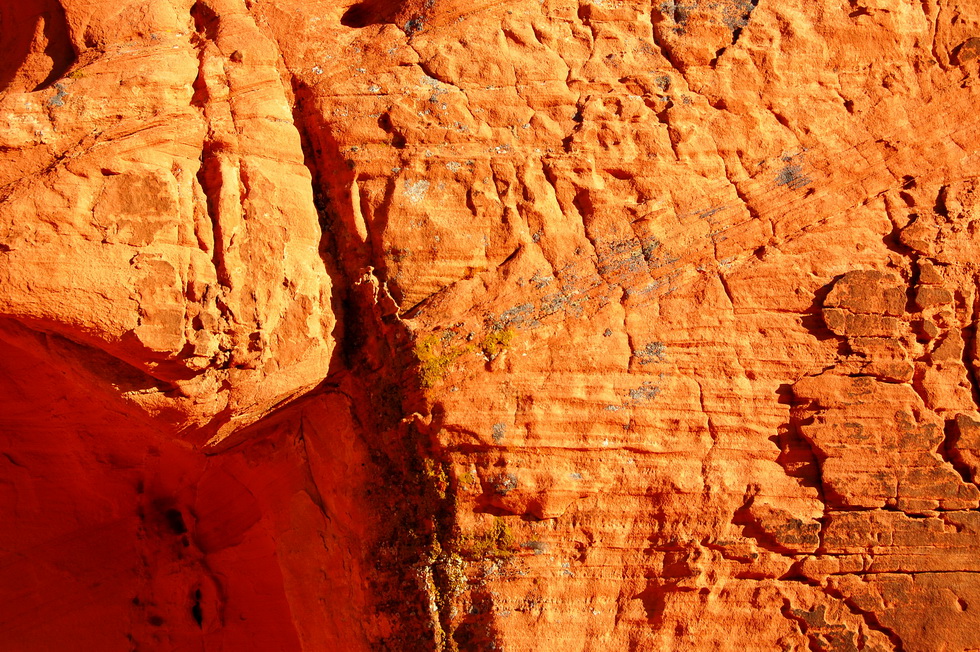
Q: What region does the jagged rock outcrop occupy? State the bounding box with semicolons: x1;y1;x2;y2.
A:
3;0;980;650
0;0;335;444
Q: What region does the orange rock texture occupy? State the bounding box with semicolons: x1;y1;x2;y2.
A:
3;0;980;649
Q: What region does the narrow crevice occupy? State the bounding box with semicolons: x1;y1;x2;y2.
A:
377;112;407;149
932;186;949;221
820;584;904;651
963;274;980;410
188;2;234;296
190;1;220;42
195;144;231;289
774;388;829;551
717;272;736;309
190;588;204;628
780;598;823;652
730;176;765;223
283;69;484;650
562;98;587;152
647;6;688;81
415;57;462;91
942;417;980;487
728;0;760;50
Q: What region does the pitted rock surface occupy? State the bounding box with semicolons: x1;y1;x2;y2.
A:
3;0;980;650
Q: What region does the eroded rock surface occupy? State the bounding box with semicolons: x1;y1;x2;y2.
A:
3;0;980;650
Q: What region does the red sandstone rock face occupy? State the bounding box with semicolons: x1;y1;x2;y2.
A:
3;0;980;650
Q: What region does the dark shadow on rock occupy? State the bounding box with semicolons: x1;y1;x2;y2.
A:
341;0;431;34
342;0;405;28
0;0;76;93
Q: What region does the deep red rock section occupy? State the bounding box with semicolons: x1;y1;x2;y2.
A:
3;0;980;650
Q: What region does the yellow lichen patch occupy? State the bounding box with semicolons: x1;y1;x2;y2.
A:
460;517;516;560
422;458;449;500
479;328;515;359
413;333;474;387
413;327;516;386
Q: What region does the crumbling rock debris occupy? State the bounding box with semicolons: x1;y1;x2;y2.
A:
3;0;980;650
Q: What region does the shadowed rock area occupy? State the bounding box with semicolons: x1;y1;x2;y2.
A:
3;0;980;649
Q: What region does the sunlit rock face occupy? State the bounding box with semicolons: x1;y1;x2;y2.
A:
3;0;980;650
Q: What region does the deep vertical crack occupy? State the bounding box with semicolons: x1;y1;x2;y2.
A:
280;60;475;651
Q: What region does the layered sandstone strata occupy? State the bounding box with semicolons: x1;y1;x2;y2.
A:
3;0;980;650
